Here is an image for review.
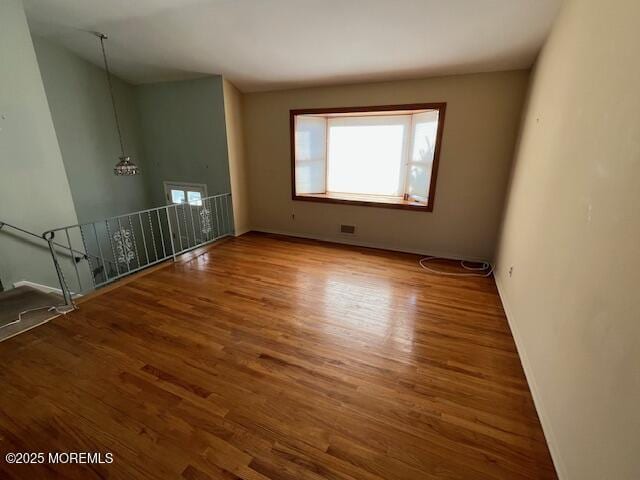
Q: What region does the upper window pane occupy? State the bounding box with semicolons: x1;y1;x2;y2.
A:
411;110;439;164
187;191;202;206
171;189;185;204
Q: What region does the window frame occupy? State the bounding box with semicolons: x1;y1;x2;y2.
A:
290;103;447;212
163;181;208;205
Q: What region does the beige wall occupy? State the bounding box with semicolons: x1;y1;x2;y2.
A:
495;0;640;479
223;79;250;236
243;71;529;260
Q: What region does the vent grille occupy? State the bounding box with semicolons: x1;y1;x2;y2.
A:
340;224;356;234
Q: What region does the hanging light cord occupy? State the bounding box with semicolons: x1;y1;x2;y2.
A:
98;34;125;158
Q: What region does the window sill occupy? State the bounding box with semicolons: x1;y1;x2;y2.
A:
293;192;432;212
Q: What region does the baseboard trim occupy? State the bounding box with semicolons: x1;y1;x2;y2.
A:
251;227;490;263
494;274;568;480
13;280;82;298
234;227;251;237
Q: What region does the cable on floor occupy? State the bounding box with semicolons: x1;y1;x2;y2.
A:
419;257;494;277
0;305;71;330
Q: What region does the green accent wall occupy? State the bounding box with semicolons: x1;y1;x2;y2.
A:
1;20;234;291
0;0;81;289
33;37;152;223
135;77;231;206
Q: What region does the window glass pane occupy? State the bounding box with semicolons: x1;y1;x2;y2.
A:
295;116;326;194
187;191;202;206
407;110;439;199
411;110;439;164
296;162;324;193
406;164;432;200
171;189;185;204
327;116;409;196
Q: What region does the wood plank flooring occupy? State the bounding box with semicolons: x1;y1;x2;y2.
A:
0;232;557;479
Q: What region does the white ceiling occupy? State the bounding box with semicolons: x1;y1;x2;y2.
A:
24;0;562;92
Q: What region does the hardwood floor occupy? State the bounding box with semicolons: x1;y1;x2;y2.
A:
0;232;557;479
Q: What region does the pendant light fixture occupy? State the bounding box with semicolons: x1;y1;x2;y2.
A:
96;32;140;176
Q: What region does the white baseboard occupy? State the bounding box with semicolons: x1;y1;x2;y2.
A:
251;227;490;263
13;280;82;298
494;274;567;480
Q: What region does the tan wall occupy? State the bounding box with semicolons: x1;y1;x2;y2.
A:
223;79;250;235
243;71;529;260
495;0;640;478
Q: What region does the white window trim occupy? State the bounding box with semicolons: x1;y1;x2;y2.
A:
291;103;446;212
295;112;438;199
163;181;208;204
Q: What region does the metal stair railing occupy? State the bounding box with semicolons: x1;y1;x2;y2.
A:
0;221;88;263
1;220;118;296
42;192;233;308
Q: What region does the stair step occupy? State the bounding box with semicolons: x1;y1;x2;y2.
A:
0;286;65;342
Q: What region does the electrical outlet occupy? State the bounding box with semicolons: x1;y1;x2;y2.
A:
508;266;514;277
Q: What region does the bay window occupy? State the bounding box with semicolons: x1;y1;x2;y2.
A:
291;103;446;211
